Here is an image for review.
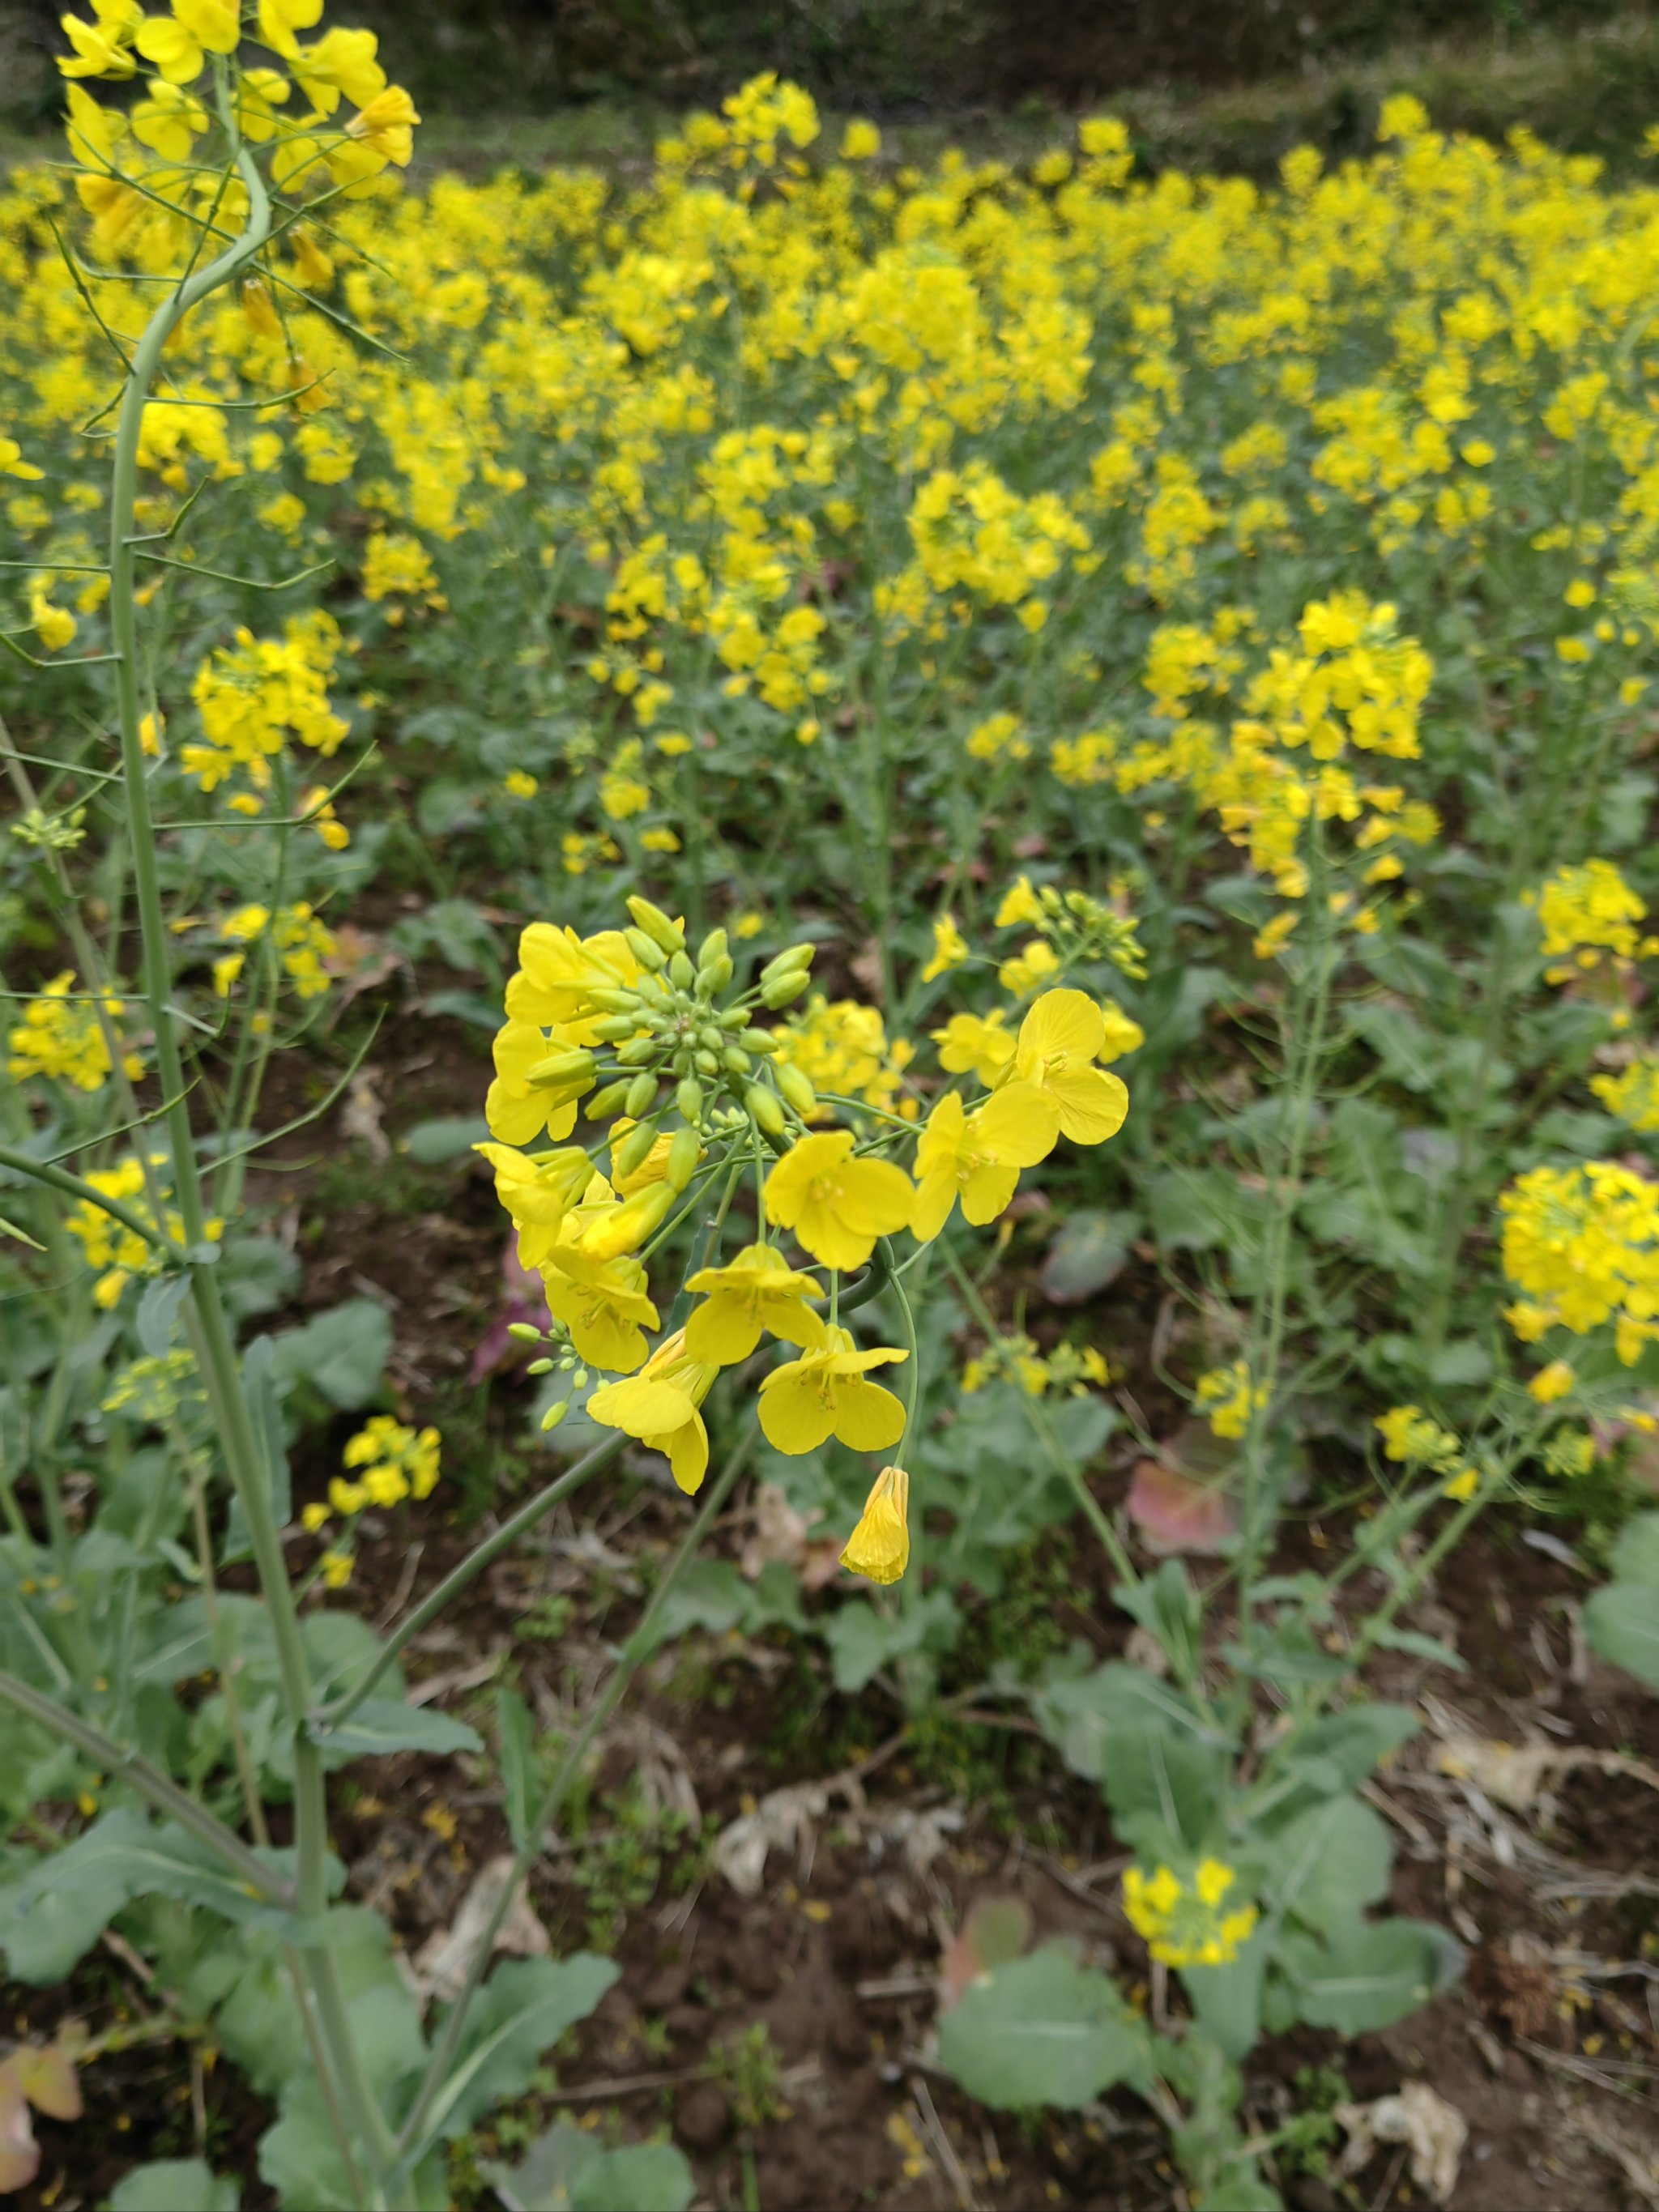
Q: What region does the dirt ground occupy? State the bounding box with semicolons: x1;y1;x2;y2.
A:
11;978;1659;2212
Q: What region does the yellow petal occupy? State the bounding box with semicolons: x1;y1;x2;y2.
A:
1018;987;1104;1067
834;1377;906;1453
840;1465;910;1583
1049;1066;1128;1145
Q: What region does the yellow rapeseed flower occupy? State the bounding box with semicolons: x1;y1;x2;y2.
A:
757;1325;906;1455
1006;988;1130;1145
588;1328;719;1492
684;1240;826;1364
840;1464;909;1583
763;1129;915;1272
910;1084;1058;1242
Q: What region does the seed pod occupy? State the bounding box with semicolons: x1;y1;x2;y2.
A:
668;948;696;991
666;1123;701;1191
676;1075;704;1121
695;927;729;971
586;1078;631;1119
624;1071;657;1119
615;1115;659;1178
591;1012;642;1042
746;1084;786;1136
540;1399;569;1433
625;895;684;953
694;1047;720;1076
625;927;668;972
775;1062;817;1116
760;970;809;1009
723;1045;753;1076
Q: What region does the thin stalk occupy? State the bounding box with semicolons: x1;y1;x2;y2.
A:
0;1668;290;1900
390;1417;760;2174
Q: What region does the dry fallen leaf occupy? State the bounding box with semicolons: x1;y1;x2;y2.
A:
1336;2082;1468;2205
714;1782;831;1898
342;1066;390;1162
409;1853;549;2008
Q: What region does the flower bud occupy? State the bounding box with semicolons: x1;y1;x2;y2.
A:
739;1027;778;1053
760;943;815;985
723;1046;752;1075
592;1012;642;1041
719;1006;752;1031
668;949;696;991
527;1357;554;1375
527;1047;595;1088
540;1399;569;1433
746;1084;786;1136
614;1115;659;1178
697;953;734;994
586;986;642;1014
616;1036;658;1067
625;896;684;953
585;1078;631;1119
760;970;809;1008
697;1023;726;1052
775;1062;817;1116
624;927;668;971
676;1075;704;1121
694;1047;720;1075
623;1071;658;1119
666;1123;701;1192
696;927;729;971
507;1321;544;1344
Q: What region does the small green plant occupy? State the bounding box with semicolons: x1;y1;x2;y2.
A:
708;2024;789;2132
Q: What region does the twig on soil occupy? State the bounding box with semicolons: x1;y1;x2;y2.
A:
1367;2144;1408;2212
375;1541;423;1630
911;2072;981;2211
1516;2036;1659;2096
544;2064;702;2104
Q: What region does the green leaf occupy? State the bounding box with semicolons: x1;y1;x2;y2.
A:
309;1698;484;1759
224;1336;292;1564
217;1234;301;1322
1181;1942;1265;2063
497;1687;536;1852
1269;1795;1392;1932
1609;1512;1659;1588
1040;1210;1138;1302
1282;1916;1462;2034
1371;1625;1465;1672
269;1298;391;1410
822;1591;958;1691
110;2159;239;2211
260;2082;446;2212
423;1954;621;2146
403;1115;492;1163
936;1946;1148;2110
486;2125;695;2212
136;1272;190;1357
642;1558;748;1647
0;1810;139;1981
1584;1583;1659;1689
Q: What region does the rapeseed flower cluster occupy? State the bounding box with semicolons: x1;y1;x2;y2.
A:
6;971;143;1091
478;897;1128;1580
1123;1859;1259;1969
1501;1161;1659;1364
63;1155;222;1307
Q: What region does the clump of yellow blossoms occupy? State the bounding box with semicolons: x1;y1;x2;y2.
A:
1525;859;1655;983
1501;1161;1659;1363
1375;1404;1479;1501
1195;1361;1268;1440
64;1156;223;1308
962;1335;1108;1396
302;1417;442;1577
7;972;143;1092
1123;1859;1258;1969
479;901;1130;1583
1591;1057;1659;1133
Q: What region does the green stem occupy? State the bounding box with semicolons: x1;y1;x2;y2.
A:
390;1417;760;2175
0;1668;290;1900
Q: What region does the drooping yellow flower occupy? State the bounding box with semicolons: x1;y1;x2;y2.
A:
538;1247;659;1374
1097;999;1145;1063
840;1464;909;1583
484;1018;592;1145
910;1085;1058;1242
1006;989;1130;1144
763;1130;914;1272
932;1009;1015;1085
588;1329;719;1493
58;0;141;79
684;1241;826;1364
474;1142;594;1266
757;1326;906;1455
921;911;968;982
995;875;1045;928
134;0;241;87
289;23;386;113
343;83;420;169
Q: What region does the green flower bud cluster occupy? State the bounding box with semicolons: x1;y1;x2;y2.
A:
570;897;821;1152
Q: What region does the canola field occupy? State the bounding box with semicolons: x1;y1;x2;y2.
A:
5;23;1659;2207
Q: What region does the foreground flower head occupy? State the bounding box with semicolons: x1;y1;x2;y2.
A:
684;1240;826;1364
910;1084;1059;1242
537;1245;659;1374
757;1325;907;1455
840;1464;910;1584
1008;988;1131;1144
763;1128;915;1272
